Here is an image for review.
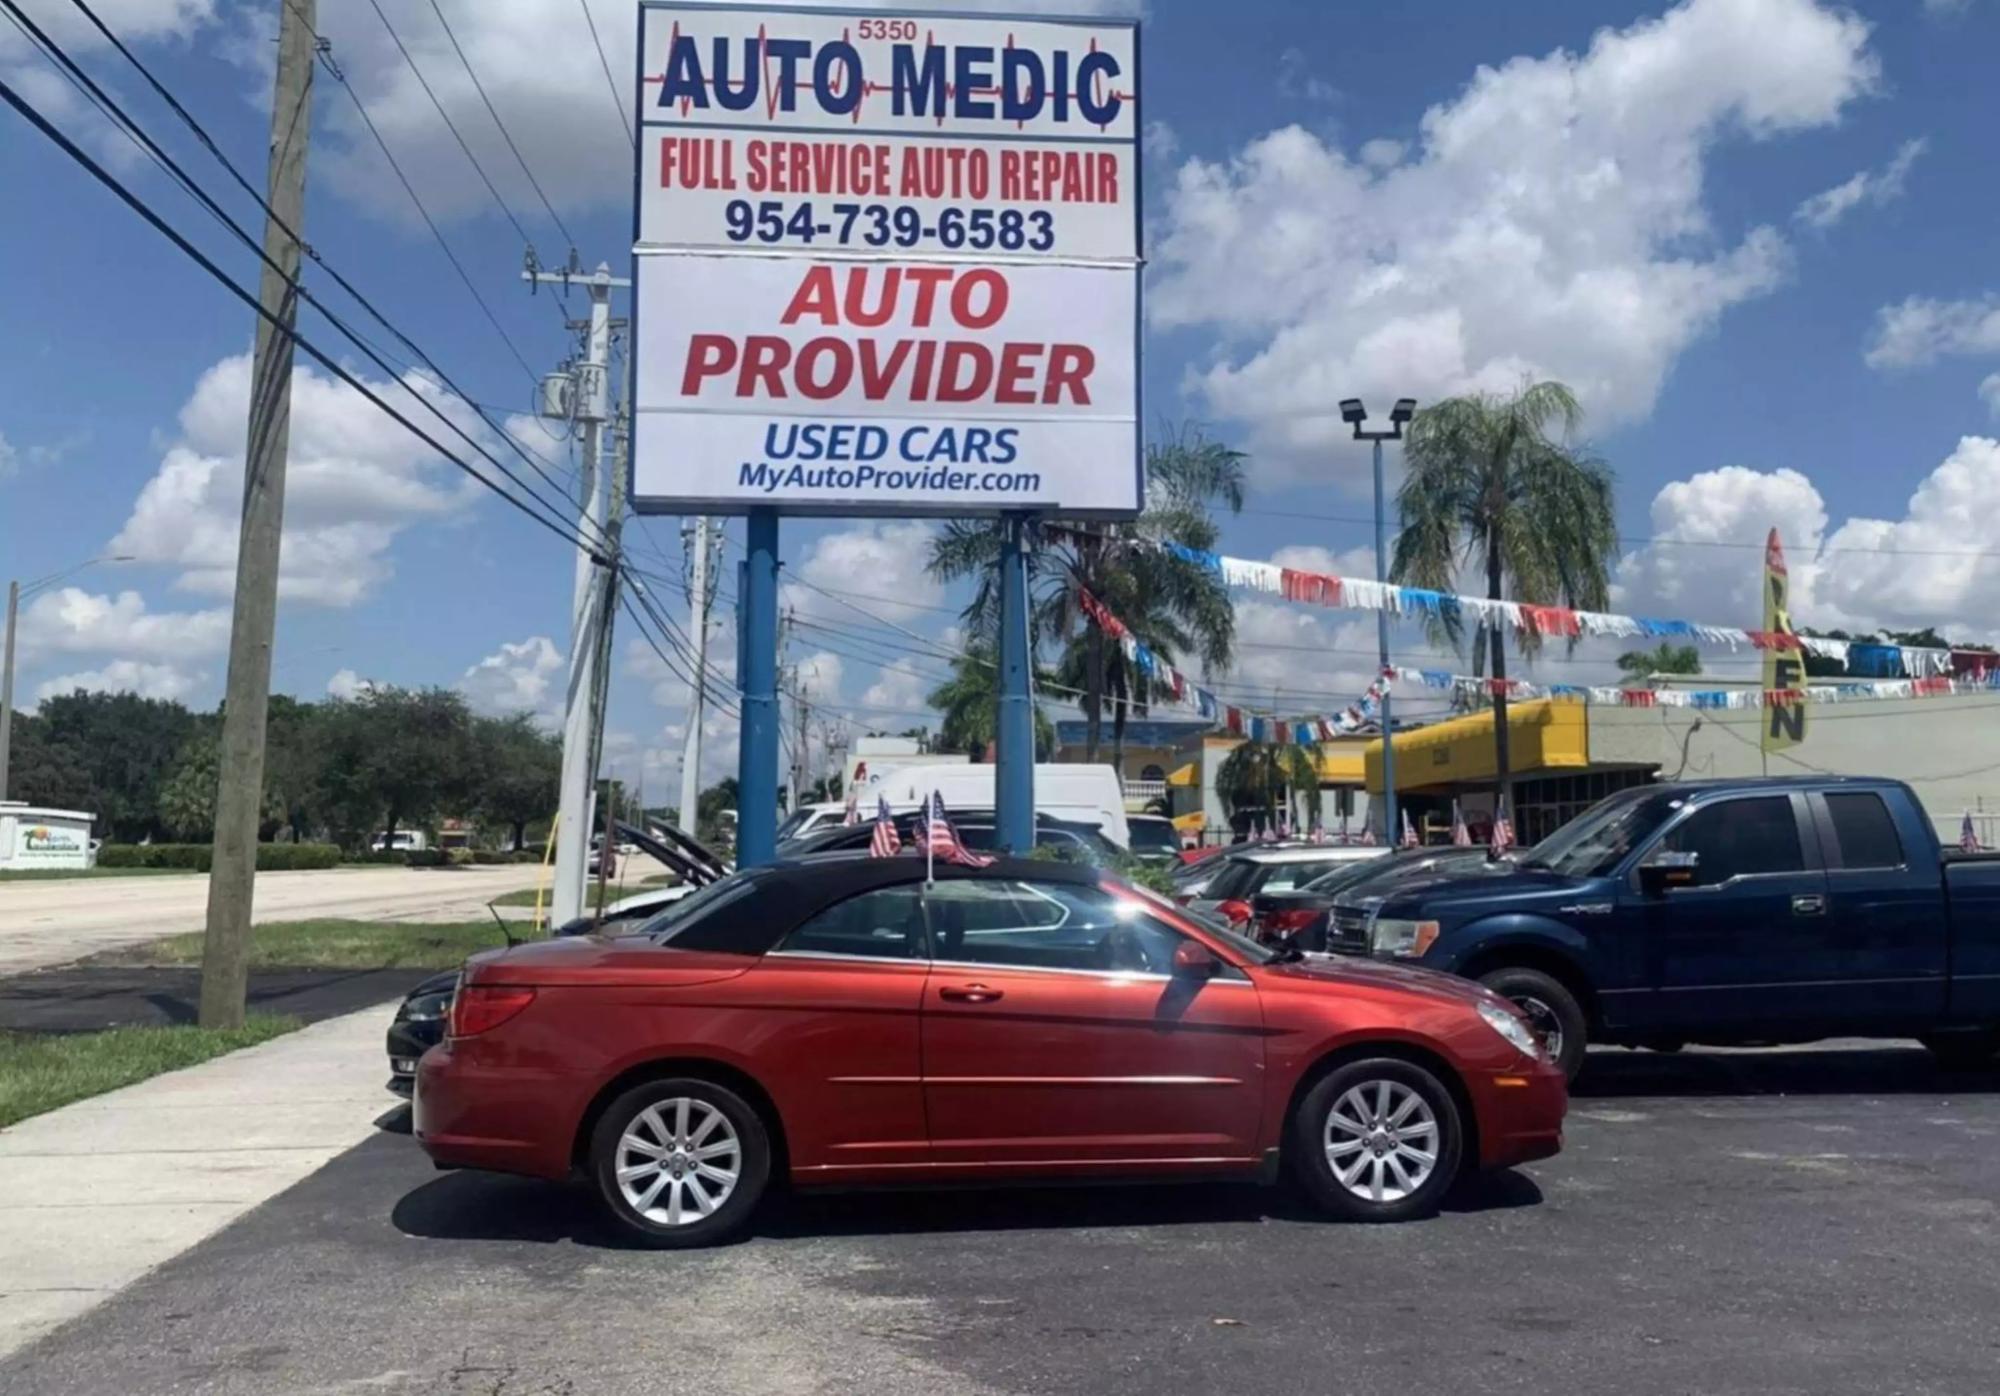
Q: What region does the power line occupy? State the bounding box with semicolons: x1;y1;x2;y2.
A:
0;64;605;559
423;0;579;253
303;10;542;386
14;0;599;549
364;0;537;253
576;0;634;151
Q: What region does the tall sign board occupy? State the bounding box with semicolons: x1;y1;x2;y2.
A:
632;4;1141;518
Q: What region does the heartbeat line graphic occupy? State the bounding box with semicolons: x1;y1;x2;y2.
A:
642;23;1136;133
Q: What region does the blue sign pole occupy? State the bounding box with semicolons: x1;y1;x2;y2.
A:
737;507;781;866
995;513;1036;854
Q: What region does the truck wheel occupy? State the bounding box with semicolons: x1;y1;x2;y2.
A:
1920;1030;2000;1071
1478;967;1587;1082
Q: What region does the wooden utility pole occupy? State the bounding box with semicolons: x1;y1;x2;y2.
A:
199;0;315;1029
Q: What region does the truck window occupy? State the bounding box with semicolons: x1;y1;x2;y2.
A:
1653;797;1804;886
1824;793;1903;869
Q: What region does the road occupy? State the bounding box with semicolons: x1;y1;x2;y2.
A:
0;864;555;974
3;1043;1995;1395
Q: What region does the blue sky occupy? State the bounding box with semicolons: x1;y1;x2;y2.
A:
5;0;2000;793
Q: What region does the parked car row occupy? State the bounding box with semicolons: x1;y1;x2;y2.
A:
395;775;1997;1249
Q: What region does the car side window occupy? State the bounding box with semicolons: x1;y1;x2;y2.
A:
1652;797;1805;886
777;885;930;960
927;880;1182;975
1824;793;1904;870
1263;860;1341;892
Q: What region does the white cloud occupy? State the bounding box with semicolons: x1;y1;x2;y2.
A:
781;520;950;631
326;668;369;700
1865;295;2000;370
1148;0;1877;482
0;1;215;167
1358;138;1406;170
1794;137;1926;230
297;0;1133;225
16;587;229;662
459;635;564;718
1981;373;2000;419
36;659;202;705
1143;119;1180;164
108;352;491;606
1616;441;2000;643
1276;48;1338;104
1924;0;1972;15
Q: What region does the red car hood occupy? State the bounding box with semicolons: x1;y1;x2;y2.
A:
1254;953;1504;1009
464;935;754;989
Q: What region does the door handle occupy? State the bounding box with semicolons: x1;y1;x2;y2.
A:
1791;894;1826;916
938;984;1004;1004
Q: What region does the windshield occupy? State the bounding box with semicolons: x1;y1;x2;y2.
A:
1521;788;1683;878
774;808;817;843
1116;879;1277;964
1301;855;1401;896
1127;819;1180;855
1195;856;1264;901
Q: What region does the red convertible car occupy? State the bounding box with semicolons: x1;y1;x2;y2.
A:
416;854;1565;1246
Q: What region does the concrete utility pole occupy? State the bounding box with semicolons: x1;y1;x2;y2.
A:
0;581;16;802
677;516;717;834
199;0;314;1030
528;262;628;925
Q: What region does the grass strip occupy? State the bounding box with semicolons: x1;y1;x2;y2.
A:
0;1015;298;1128
103;918;517;971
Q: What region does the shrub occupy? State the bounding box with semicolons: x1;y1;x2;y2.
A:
445;847;475;867
92;843;341;871
470;849;504;865
405;849;449;868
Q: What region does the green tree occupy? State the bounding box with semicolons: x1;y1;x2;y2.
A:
316;686;475;851
925;644;1055;758
1214;740;1319;836
262;695;327;843
696;776;739;849
929;427;1244;775
5;712;94;813
471;713;561;850
156;738;220;840
1615;643;1701;682
33;691;202;840
1391;381;1617;806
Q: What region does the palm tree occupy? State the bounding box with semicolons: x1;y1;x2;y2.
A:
929;427;1245;775
1615;642;1700;682
925;645;1055;758
1391;381;1617;807
1215;739;1320;836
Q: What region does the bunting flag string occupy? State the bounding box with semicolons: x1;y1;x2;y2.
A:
1141;535;2000;682
1073;582;2000;751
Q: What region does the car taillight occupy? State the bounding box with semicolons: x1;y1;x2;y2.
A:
1266;908;1319;934
449;985;536;1038
1216;899;1253;926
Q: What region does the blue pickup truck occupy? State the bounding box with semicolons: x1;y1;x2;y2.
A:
1332;777;2000;1079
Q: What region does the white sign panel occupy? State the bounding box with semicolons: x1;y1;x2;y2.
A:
632;3;1140;518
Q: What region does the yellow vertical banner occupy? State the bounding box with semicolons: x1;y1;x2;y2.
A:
1762;529;1807;752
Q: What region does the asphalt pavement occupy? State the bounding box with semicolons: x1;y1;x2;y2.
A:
0;964;432;1033
2;1042;1995;1395
0;864;551;975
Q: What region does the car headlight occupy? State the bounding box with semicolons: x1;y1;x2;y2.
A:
1369;916;1440;957
398;992;452;1024
1479;1000;1541;1058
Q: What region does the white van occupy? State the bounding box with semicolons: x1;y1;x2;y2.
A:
778;764;1131;848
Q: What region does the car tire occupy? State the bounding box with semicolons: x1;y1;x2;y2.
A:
1920;1030;2000;1071
1478;967;1588;1082
589;1078;771;1248
1289;1057;1463;1223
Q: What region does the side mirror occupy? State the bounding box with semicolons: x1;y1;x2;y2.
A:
1173;941;1220;979
1638;850;1699;896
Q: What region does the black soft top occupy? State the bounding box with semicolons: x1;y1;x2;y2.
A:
663;852;1105;956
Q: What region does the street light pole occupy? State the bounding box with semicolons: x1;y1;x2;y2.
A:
1341;398;1417;845
0;556;137;801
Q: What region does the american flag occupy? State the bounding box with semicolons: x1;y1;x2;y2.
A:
1359;822;1378;847
1400;809;1420;849
1490;798;1516;857
917;791;994;869
868;795;901;858
1961;810;1982;853
1451;802;1472;847
1309;821;1327;845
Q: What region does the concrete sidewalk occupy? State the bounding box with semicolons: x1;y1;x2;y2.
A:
0;1001;398;1361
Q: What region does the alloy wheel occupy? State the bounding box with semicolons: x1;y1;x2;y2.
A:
1323;1079;1439;1204
615;1097;741;1226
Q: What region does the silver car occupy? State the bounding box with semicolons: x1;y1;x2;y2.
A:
1183;845;1390;925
